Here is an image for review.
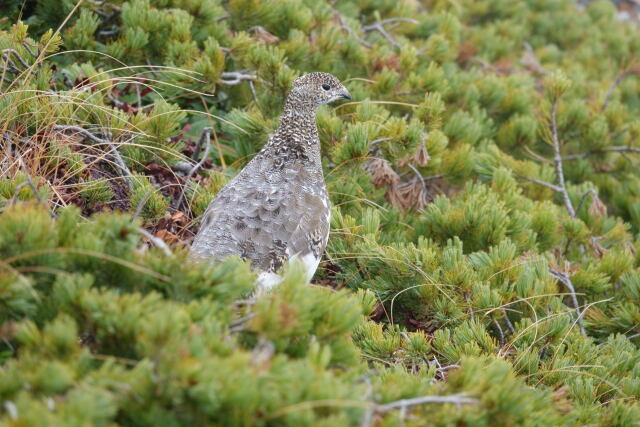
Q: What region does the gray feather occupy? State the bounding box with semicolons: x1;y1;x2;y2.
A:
190;72;350;283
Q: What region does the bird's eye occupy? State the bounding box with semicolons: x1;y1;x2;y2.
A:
321;84;330;91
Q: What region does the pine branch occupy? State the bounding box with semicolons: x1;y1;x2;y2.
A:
53;125;133;190
174;127;212;211
376;393;478;412
219;71;256;85
602;66;640;111
549;269;586;335
137;227;173;257
132;190;154;220
1;49;30;70
562;145;640;160
549;98;576;217
172;161;195;174
493;317;505;346
362;18;419;48
502;308;516;335
518;175;563;193
333;11;372;48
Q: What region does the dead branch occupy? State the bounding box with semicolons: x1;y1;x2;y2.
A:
359;376;375;427
602;67;640;111
549;98;576;217
11;156;43;203
376;393;477;413
523;146;553;164
362;18;419;48
20;42;38;59
229;313;257;333
518;175;563;193
562;145;640;160
549;269;586;335
137;227;173;257
53;124;110;145
172;161;195;174
1;49;30;70
53;125;133;190
219;71;256;86
493;317;505;346
575;189;597;215
333;11;372;48
132;189;154;220
110;144;134;190
174;127;212;211
521;42;548;76
502;308;516;335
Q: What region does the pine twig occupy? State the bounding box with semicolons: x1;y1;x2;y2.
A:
11;155;56;217
229;313;257;333
219;71;256;85
137;227;172;257
172;161;195;174
53;125;133;190
549;98;576;218
362;18;419;48
521;99;576;217
594;145;640;154
376;393;478;413
562;145;640;160
132;190;154;221
502;308;516;335
333;11;372;48
602;67;640;111
174;127;212;211
518;175;563;193
493;317;505;346
549;269;586;335
359;376;374;427
13;156;43;203
1;49;31;70
575;188;597;215
109;144;134;190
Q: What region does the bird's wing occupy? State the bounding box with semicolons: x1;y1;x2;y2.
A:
190;155;329;277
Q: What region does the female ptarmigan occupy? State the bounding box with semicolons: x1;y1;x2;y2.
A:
190;72;351;291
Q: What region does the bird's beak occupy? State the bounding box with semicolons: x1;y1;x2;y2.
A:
340;87;352;100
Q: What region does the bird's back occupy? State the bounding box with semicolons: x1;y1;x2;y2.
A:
191;71;351;289
190;149;330;281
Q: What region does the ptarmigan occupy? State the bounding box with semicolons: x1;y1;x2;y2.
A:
190;72;351;291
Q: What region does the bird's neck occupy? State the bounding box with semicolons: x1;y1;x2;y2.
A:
265;108;321;165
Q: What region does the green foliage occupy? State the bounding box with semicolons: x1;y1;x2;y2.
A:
2;0;640;425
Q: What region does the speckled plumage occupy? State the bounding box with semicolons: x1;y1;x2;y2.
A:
190;72;351;290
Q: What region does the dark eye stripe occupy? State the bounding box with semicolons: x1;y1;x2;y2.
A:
322;84;330;90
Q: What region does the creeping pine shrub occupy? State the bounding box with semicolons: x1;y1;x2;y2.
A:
2;0;640;425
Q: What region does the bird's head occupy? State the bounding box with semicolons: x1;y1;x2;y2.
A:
286;72;351;112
